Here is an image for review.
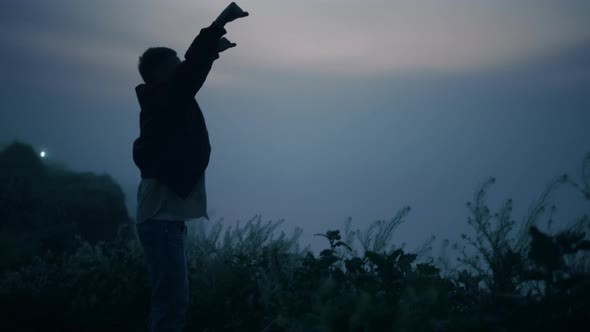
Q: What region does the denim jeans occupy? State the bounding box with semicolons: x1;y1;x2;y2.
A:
137;219;188;332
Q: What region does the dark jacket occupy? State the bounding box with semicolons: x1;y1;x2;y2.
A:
132;22;227;199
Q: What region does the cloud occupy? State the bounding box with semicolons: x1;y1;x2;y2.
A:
3;0;590;76
212;0;590;74
1;0;589;99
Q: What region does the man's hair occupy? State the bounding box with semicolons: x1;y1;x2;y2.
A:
138;47;177;84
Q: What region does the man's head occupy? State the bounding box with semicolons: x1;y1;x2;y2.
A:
138;47;181;84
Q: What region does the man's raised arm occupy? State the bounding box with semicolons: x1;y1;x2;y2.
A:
171;2;249;99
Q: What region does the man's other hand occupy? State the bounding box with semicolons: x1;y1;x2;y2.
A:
218;37;237;53
215;2;249;26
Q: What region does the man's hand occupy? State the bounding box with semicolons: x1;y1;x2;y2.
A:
218;37;237;53
215;2;249;26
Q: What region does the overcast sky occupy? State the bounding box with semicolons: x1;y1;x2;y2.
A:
1;0;589;253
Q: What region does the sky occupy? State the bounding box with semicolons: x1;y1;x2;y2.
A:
1;0;589;254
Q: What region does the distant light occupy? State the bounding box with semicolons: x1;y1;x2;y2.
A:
40;151;46;158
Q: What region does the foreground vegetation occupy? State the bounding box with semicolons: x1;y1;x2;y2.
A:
0;142;588;331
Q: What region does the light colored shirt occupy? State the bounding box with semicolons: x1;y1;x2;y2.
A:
136;173;209;223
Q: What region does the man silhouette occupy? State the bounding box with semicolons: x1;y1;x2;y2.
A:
132;3;248;331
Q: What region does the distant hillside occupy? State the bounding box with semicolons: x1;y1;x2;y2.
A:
121;182;138;221
0;141;132;270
